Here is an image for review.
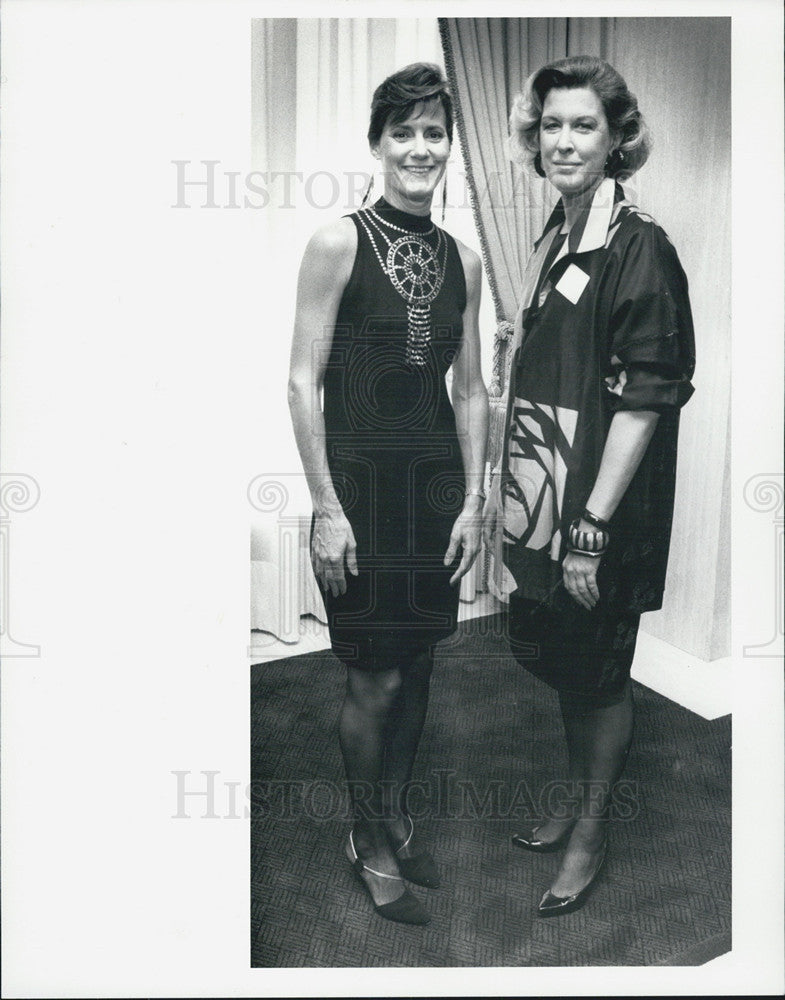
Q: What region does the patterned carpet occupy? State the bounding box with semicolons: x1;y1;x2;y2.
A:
250;615;731;967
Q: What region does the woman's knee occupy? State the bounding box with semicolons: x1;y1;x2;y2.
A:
346;666;403;713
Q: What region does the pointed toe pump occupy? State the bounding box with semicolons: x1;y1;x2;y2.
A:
536;840;607;918
347;830;430;925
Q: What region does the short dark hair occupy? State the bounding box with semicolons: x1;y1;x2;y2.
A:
509;55;650;180
368;62;453;148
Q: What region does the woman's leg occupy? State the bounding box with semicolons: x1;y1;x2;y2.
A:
526;709;586;844
510;597;583;845
381;649;434;855
339;664;405;905
548;679;634;896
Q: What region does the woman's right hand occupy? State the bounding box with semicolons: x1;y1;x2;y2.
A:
311;509;359;597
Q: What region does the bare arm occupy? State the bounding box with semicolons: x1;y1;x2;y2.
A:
563;409;660;609
287;218;358;597
445;242;489;585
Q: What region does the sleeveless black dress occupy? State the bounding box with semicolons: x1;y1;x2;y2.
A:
319;197;467;671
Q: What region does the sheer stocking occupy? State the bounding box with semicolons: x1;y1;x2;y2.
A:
548;680;635;896
339;665;404;905
381;650;434;856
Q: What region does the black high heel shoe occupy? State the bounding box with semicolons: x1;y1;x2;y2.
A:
536;839;607;918
511;821;574;854
390;815;440;889
346;830;430;925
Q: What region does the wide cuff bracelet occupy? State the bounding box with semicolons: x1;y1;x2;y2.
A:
568;518;609;554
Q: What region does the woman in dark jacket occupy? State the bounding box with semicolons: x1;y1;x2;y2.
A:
484;55;695;917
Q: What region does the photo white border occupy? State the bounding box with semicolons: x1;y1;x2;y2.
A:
1;0;782;996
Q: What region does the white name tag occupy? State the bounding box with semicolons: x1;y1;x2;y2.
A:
555;263;590;305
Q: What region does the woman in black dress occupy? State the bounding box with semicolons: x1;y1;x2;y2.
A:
288;63;488;925
484;56;695;916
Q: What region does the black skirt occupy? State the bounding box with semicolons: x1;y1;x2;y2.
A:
507;589;640;708
317;526;459;672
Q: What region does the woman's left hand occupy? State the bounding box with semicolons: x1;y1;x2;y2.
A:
562;550;601;610
444;498;483;586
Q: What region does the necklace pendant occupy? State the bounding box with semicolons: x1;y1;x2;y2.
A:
406;303;431;367
356;207;447;369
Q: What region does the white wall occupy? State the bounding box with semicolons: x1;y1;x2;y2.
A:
610;18;731;660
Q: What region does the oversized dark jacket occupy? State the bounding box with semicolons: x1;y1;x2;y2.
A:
497;177;696;614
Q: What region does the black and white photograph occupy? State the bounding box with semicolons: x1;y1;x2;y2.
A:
249;12;731;969
1;1;783;997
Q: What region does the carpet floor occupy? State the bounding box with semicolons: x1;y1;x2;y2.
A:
250;615;731;967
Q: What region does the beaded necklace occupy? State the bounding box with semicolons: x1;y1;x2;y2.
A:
356;205;448;367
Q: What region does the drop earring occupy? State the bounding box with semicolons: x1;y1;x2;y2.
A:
361;173;375;209
441;170;448;224
605;149;624;176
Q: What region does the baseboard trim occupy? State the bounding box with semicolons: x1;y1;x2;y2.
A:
631;629;731;720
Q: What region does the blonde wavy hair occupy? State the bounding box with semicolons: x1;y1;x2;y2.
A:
509;56;651;181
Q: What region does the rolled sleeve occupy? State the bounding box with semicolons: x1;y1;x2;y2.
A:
606;221;696;413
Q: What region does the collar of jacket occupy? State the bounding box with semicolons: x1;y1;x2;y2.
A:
538;176;624;257
498;178;626;441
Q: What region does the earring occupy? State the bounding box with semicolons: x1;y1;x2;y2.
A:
534;152;544;176
361;173;374;209
606;149;624;175
441;171;448;224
